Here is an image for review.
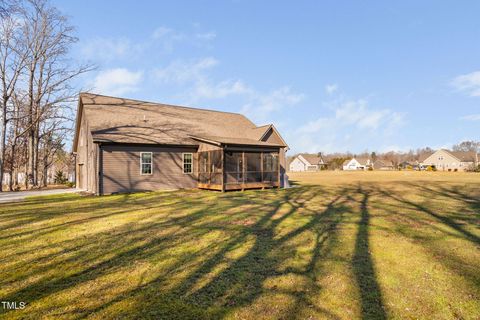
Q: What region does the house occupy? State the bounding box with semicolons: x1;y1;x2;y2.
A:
373;159;395;170
72;93;289;195
398;160;421;170
289;153;325;172
420;149;478;171
342;157;372;170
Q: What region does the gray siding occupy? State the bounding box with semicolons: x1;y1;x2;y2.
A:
101;145;198;194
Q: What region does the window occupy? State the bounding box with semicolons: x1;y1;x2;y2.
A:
140;152;152;175
183;153;193;174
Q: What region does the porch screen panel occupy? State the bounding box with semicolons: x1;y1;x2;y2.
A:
198;150;223;184
245;152;262;183
210;150;222;185
225;152;243;184
263;152;279;182
198;152;209;184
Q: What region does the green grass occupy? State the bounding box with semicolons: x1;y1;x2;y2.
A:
0;172;479;319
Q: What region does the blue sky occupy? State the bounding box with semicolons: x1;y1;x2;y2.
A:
55;0;480;154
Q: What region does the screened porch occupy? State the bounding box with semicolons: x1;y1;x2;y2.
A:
197;149;280;191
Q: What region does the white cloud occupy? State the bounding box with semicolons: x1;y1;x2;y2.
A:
325;84;338;94
80;26;216;62
451;71;480;96
153;57;218;84
300;99;404;133
293;99;406;153
151;58;304;122
460;114;480;121
152;57;251;100
195;32;216;41
241;87;305;120
81;37;140;62
93;68;143;96
151;26;215;52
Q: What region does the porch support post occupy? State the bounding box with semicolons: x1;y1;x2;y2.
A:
260;151;264;183
221;148;225;192
242;151;245;191
277;150;281;188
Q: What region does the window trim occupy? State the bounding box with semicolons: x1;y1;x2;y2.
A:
140;152;153;175
183;152;193;174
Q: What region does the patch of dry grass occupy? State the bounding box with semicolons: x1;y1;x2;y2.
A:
0;172;479;319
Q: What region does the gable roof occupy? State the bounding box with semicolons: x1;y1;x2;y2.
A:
373;159;394;167
423;149;478;163
418;152;434;163
73;93;287;151
449;150;478;162
355;157;370;166
298;154;324;166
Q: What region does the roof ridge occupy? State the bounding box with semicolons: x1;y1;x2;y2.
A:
79;92;253;119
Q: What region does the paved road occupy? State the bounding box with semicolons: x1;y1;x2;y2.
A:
0;188;78;203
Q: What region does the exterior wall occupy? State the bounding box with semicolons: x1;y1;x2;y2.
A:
343;159;363;170
289;157;307;172
76;108;97;193
422;150;474;171
101;144;198;194
198;142;222;152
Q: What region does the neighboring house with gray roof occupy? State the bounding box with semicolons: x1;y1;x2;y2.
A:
73;93;288;194
420;149;478;171
289;154;325;172
373;159;395;170
342;157;372;170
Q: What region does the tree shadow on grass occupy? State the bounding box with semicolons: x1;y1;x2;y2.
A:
94;186;351;319
352;185;387;320
377;185;480;247
0;185;391;319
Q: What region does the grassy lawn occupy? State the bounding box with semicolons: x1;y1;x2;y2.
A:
0;171;479;319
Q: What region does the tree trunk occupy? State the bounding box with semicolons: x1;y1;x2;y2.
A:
33;127;39;186
8;144;15;191
0;104;6;192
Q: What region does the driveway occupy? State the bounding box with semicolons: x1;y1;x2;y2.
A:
0;188;79;203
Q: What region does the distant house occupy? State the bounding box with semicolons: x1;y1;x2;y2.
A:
342;157;372;170
421;149;479;171
398;160;420;170
373;159;395;170
73;93;288;195
289;154;325;172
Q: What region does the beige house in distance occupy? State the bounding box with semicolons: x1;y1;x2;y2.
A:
289;154;325;172
421;149;478;171
342;157;372;170
73;93;288;195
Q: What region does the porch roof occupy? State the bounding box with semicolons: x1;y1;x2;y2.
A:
190;135;285;148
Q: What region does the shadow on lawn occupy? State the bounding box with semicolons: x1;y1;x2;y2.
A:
0;186;354;319
352;186;387;320
2;182;478;319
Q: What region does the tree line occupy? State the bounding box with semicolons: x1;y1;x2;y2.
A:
0;0;92;191
291;140;480;170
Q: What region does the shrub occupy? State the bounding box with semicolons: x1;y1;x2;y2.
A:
454;168;458;172
406;165;413;170
65;181;75;188
54;170;67;184
367;167;373;171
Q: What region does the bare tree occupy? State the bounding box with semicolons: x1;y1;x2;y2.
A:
452;140;480;153
0;5;27;191
20;0;93;188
